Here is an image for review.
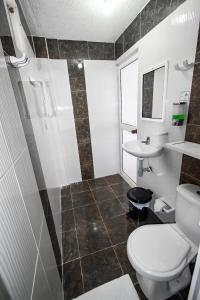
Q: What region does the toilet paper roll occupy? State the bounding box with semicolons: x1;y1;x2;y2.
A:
154;198;166;212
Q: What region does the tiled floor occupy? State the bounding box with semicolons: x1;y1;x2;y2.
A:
61;174;189;300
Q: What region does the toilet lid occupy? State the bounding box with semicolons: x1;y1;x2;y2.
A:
128;224;190;274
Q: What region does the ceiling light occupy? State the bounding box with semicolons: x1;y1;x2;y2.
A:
103;0;111;16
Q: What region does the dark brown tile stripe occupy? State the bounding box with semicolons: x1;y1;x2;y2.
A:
115;0;186;58
33;36;48;58
67;59;94;180
33;38;115;60
180;26;200;184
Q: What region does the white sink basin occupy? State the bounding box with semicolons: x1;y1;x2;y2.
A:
123;140;163;158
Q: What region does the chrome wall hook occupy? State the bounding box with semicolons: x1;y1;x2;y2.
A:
175;59;194;71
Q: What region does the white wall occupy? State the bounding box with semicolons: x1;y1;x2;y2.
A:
84;60;120;178
0;41;61;299
136;0;200;206
19;58;81;189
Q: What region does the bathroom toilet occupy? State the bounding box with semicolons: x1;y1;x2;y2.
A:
127;184;200;300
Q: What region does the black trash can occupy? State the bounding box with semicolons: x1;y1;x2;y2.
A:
127;187;153;220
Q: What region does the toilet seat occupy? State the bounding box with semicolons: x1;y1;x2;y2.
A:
127;224;191;281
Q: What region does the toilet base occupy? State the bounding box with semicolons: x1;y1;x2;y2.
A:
136;266;191;300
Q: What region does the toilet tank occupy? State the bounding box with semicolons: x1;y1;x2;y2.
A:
176;184;200;246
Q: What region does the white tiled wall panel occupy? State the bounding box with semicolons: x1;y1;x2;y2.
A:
0;122;12;178
85;60;120;178
0;168;37;300
32;256;53;300
0;41;62;299
39;219;62;300
0;49;26;162
14;149;43;245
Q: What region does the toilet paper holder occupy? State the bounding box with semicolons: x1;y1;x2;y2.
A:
154;198;175;214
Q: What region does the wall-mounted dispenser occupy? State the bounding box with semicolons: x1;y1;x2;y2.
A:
172;101;187;126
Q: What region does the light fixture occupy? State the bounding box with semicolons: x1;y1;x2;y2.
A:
102;0;111;16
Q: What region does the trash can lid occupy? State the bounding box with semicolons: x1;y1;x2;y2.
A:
127;187;153;204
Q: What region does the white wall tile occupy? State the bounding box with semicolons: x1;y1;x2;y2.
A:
14;149;43;245
85;60;120;178
32;256;53;300
39;219;62;300
0;45;26;162
0;122;12;179
0;167;37;300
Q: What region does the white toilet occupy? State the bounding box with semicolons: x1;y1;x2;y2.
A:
127;184;200;300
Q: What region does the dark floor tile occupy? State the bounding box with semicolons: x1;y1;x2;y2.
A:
98;198;124;220
81;248;122;292
105;214;135;245
74;204;101;226
111;181;131;196
104;174;125;185
77;220;111;257
62;230;79;263
71;181;90;194
179;285;190;300
137;208;162;227
88;177;108;190
92;186;116;202
166;294;182;300
72;191;94;208
63;260;83;300
118;195;130;212
62;209;75;232
114;242;137;284
134;283;148;300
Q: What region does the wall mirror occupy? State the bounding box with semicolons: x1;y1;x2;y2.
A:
142;62;167;120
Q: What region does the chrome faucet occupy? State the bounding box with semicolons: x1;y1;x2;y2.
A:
141;136;150;145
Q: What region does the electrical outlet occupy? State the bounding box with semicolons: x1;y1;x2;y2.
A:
180;91;190;102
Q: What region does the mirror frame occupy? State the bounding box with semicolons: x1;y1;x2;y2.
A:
140;60;168;122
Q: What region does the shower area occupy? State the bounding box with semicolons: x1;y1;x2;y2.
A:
0;0;71;298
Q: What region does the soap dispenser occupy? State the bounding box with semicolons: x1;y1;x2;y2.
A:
172;101;187;126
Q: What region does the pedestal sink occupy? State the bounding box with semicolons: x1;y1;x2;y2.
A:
122;140;163;159
123;140;163;177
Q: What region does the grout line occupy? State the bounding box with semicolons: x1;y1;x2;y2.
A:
70;186;85;293
88;183;124;275
30;252;39;300
61;239;127;266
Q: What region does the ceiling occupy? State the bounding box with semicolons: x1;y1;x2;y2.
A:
19;0;150;42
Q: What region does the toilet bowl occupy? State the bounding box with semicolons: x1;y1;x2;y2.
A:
127;184;200;300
